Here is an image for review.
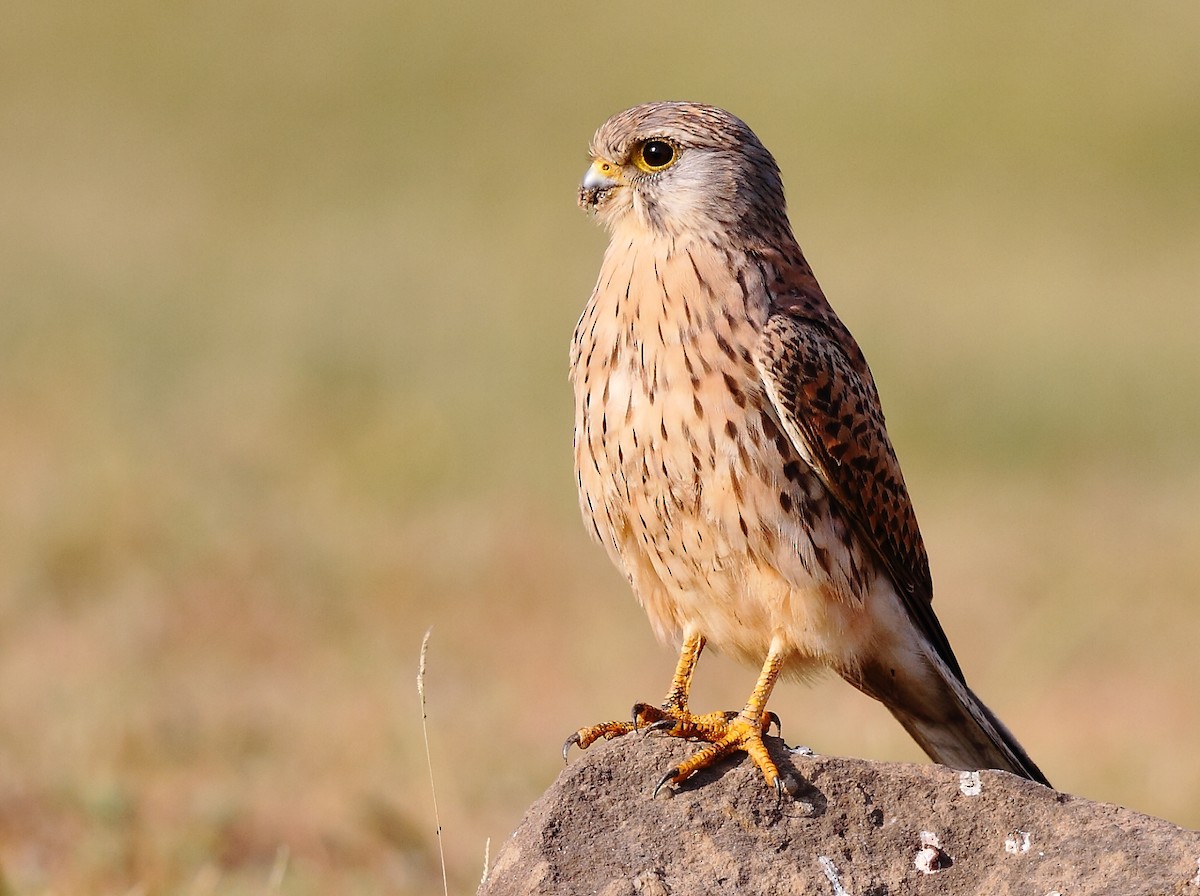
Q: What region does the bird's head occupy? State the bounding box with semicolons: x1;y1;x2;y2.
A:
579;102;788;242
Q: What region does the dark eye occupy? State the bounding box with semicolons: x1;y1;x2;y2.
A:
638;140;675;171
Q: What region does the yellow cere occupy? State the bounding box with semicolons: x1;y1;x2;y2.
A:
590;158;622;182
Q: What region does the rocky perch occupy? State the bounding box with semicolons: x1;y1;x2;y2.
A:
479;734;1199;895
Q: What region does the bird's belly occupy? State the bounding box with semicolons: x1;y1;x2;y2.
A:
575;351;880;672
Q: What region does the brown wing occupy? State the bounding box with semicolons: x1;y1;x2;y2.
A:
752;260;965;682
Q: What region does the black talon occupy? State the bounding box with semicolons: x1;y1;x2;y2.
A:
562;733;581;762
652;768;679;799
630;703;652;730
643;718;676;736
766;711;782;736
773;775;785;803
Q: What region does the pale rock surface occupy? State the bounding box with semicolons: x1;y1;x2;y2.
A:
479;734;1200;895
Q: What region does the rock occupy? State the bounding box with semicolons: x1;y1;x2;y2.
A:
479;734;1200;895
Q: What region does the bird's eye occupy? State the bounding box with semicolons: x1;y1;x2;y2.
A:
635;139;676;173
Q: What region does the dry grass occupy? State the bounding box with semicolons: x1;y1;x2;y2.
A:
0;1;1198;892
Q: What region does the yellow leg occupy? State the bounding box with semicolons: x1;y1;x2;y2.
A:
662;632;705;712
564;635;790;797
564;633;708;755
654;643;787;796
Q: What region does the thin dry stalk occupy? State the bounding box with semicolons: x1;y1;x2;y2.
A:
265;844;289;893
418;627;450;896
480;837;491;888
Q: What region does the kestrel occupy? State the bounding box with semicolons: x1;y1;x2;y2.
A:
564;102;1049;795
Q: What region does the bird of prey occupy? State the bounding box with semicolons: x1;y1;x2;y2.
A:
564;101;1049;795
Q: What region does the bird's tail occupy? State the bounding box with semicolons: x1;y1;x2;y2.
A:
850;655;1051;787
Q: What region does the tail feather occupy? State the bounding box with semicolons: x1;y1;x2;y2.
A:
850;655;1051;788
888;682;1051;787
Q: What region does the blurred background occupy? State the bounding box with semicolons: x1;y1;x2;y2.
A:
1;1;1198;892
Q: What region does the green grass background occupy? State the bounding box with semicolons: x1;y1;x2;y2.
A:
1;1;1198;892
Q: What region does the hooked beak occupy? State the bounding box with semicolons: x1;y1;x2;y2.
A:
578;158;623;210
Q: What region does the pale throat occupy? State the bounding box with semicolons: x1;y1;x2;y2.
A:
604;188;731;248
595;221;768;344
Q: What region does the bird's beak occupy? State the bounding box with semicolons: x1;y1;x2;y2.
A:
579;158;623;210
582;159;621;190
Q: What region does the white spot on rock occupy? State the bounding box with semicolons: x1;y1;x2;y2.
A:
1005;831;1032;854
914;831;953;874
958;770;982;796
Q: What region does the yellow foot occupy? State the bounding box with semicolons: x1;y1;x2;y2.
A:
651;710;785;797
563;704;784;796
